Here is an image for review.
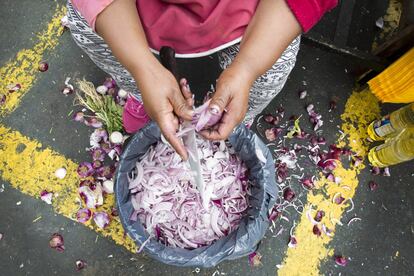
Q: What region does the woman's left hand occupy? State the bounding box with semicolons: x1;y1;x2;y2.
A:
200;62;255;140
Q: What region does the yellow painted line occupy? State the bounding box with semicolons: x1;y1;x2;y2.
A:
0;124;137;252
0;5;66;116
278;89;380;275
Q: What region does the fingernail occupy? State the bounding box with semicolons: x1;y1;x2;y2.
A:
210;105;220;115
186;84;190;91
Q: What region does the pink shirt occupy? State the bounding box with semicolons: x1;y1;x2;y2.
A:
71;0;337;57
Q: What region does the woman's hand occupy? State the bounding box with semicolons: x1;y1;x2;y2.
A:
202;0;301;140
135;61;193;160
96;0;193;159
200;62;255;140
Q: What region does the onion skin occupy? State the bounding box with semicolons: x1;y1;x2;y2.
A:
312;225;322;237
38;61;49;72
283;187;296;202
76;208;92;223
334;255;348;267
75;260;87;271
248;252;262;267
49;233;65;252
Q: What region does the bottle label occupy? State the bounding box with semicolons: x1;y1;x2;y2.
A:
373;115;396;138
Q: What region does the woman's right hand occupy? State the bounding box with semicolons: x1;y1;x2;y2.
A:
134;59;193;160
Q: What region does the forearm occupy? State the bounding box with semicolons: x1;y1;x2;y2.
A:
95;0;160;81
231;0;301;82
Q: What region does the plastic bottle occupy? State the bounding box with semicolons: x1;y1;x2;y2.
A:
367;103;414;141
368;128;414;167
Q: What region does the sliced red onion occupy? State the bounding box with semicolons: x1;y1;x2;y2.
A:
129;135;249;249
288;235;297;248
314;210;325;222
334;255;348;267
76;208;92;223
38;61;49;72
283;187;296;202
7;83;21;93
93;212;110;229
248;252;262;267
369;181;378;191
77;162;94;178
55;168;67;179
299;90;307;99
91;148;105;161
312;225;321;236
73;112;84;122
75;260;87;271
40;190;53;205
49;233;65;252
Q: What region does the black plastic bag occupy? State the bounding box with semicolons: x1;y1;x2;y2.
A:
115;122;277;267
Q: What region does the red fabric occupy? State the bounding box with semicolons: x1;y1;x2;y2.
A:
71;0;338;55
135;0;258;55
285;0;338;32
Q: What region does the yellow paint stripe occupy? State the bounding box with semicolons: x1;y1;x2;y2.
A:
0;124;137;252
0;5;66;116
278;89;380;275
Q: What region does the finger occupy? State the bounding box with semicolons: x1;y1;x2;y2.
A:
170;86;193;121
200;110;239;140
159;118;188;160
208;85;231;117
179;78;194;107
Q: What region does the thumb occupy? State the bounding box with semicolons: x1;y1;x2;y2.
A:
209;86;231;116
171;89;193;121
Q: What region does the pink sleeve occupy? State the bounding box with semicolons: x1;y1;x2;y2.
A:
71;0;115;30
285;0;338;33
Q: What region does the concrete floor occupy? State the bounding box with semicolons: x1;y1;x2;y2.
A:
1;0;413;275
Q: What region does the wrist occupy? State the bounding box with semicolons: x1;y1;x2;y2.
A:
227;58;258;85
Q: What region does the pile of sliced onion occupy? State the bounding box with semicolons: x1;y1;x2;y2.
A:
128;134;250;249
